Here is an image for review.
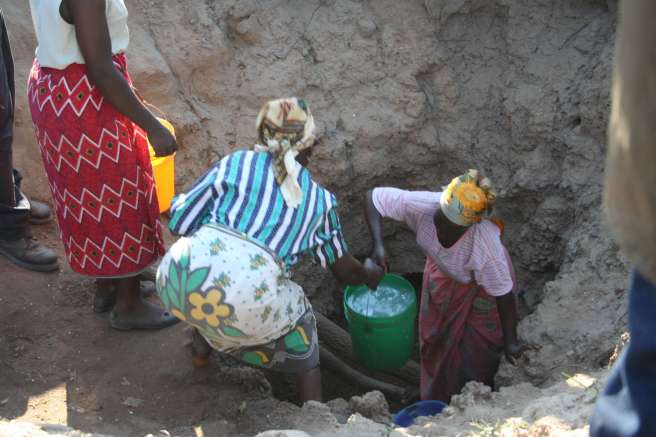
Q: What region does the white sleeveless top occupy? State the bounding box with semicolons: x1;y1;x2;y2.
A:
29;0;130;70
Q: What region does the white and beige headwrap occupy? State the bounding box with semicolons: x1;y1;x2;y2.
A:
254;98;316;208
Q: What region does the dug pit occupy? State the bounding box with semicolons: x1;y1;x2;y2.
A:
1;0;630;435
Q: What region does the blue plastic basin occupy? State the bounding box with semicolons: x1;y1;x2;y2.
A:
393;400;447;427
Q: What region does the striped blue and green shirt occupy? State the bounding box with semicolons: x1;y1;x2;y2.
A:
168;150;348;269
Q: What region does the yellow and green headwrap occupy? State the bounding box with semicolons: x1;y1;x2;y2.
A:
440;169;497;227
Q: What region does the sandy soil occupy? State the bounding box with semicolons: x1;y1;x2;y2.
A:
0;223;614;436
0;222;297;436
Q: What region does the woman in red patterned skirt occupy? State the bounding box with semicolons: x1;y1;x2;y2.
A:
27;0;179;330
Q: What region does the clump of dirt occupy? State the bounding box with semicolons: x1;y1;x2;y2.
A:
292;402;340;435
325;398;350;424
403;373;603;436
348;391;391;424
256;431;311;437
216;365;272;395
449;381;494;411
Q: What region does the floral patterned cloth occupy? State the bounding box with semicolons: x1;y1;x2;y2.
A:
235;308;319;373
254;97;316;208
157;223;311;352
440;169;497;227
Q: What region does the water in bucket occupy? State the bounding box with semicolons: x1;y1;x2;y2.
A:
346;284;415;318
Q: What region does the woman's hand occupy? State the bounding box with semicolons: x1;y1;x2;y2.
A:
330;253;383;288
496;292;533;366
504;340;533;365
148;122;178;157
364;189;390;272
364;257;385;290
371;244;389;272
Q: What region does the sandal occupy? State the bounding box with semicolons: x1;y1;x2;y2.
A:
109;309;180;331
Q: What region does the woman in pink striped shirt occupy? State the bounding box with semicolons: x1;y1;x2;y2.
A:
364;170;529;402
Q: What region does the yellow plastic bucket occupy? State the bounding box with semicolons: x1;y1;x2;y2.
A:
148;118;176;213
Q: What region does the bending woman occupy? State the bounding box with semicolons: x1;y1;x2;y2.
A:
27;0;178;329
157;98;384;402
364;170;529;402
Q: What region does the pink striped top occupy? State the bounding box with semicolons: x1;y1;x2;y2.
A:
372;187;514;297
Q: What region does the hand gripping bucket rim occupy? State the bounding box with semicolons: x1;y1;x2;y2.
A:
148;117;176;213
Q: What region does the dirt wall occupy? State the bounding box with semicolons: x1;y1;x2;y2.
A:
3;0;624;393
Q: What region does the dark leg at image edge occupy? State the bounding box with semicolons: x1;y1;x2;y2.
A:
590;271;656;437
0;10;58;273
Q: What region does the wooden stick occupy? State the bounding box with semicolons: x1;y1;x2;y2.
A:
319;347;407;400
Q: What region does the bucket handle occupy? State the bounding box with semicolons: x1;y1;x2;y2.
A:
133;86;166;118
364;289;373;333
144;100;167;120
133;87;185;150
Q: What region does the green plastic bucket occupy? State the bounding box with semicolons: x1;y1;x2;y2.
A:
344;274;417;370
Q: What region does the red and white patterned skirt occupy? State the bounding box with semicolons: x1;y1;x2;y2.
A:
27;54;164;277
